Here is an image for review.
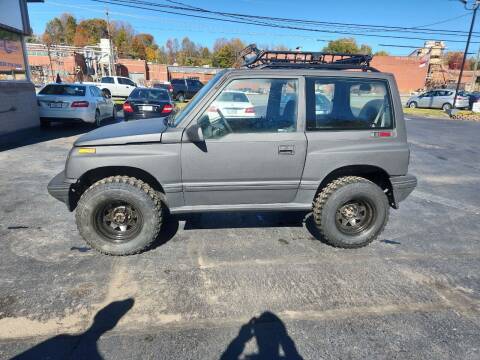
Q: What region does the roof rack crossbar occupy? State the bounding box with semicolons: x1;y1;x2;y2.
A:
240;44;375;72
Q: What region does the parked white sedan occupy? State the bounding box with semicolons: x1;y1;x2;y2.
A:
207;90;256;119
37;83;116;127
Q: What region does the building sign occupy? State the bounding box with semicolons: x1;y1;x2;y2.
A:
0;29;26;80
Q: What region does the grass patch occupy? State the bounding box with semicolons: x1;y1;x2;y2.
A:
403;107;449;118
174;101;188;110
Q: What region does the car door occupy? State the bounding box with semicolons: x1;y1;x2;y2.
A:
431;90;444;108
181;77;307;206
117;77;136;97
417;91;432;108
90;86;105;116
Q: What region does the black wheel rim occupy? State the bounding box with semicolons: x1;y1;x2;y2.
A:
93;200;143;243
335;198;375;235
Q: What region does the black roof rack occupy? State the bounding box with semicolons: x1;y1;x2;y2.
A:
239;44;379;72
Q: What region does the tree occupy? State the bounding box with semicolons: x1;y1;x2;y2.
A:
374;50;390;56
44;17;64;45
212;38;245;68
323;38;372;55
74;19;108;46
445;51;473;70
61;13;77;45
111;21;134;57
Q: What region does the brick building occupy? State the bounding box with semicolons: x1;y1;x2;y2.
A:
371;56;428;94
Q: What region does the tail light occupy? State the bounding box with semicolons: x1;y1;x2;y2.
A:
168;84;173;93
245;107;255;113
161;104;173;114
71;101;89;108
123;102;134;113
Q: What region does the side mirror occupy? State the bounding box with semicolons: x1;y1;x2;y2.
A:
186;123;204;142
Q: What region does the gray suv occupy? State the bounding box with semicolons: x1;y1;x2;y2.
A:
48;48;416;255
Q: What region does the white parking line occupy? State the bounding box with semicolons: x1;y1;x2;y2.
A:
405;117;413;121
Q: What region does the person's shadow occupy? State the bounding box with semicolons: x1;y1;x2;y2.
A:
11;298;134;360
220;311;304;360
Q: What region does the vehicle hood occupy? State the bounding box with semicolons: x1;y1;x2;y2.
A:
74;118;168;146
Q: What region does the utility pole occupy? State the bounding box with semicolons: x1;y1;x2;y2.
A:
471;46;480;91
105;7;116;76
453;0;480;109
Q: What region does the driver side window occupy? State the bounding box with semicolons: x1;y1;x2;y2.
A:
197;78;298;139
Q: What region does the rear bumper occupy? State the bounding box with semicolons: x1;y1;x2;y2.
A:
39;107;95;123
47;171;75;207
390;174;417;206
124;113;168;121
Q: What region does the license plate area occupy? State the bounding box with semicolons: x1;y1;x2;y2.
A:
49;102;64;108
140;105;154;112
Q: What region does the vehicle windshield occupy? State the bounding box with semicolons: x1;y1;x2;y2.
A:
130;88;170;101
39;84;86;96
171;70;227;127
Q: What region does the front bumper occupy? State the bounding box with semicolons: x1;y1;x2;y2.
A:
390;174;417;206
47;171;76;207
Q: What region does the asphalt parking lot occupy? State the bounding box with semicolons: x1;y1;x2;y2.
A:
0;114;479;359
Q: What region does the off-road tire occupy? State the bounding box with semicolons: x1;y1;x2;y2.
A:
408;102;417;109
76;176;163;256
313;176;389;249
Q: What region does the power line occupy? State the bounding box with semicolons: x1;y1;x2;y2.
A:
88;0;480;44
99;0;480;37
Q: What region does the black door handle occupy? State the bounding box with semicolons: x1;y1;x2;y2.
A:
278;145;295;155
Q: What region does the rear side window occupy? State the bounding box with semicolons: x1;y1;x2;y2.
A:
89;86;102;97
306;77;393;131
101;77;114;84
117;77;136;86
171;79;183;85
39;85;86;96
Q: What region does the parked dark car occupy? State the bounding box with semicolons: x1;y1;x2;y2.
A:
122;88;174;121
153;81;174;96
171;78;204;102
466;91;480;110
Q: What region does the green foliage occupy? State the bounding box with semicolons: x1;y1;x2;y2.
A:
212;38;245;68
374;50;390;56
323;38;372;55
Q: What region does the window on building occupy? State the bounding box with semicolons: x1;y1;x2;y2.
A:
306;77;393;131
0;29;27;81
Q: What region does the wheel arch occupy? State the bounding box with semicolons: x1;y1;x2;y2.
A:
315;165;396;208
70;166;165;211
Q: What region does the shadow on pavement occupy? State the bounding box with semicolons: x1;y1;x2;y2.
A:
0;115;122;152
182;211;309;230
11;298;134;360
179;211;328;244
220;311;303;360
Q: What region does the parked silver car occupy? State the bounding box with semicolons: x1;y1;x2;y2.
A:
406;89;470;111
37;83;116;127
